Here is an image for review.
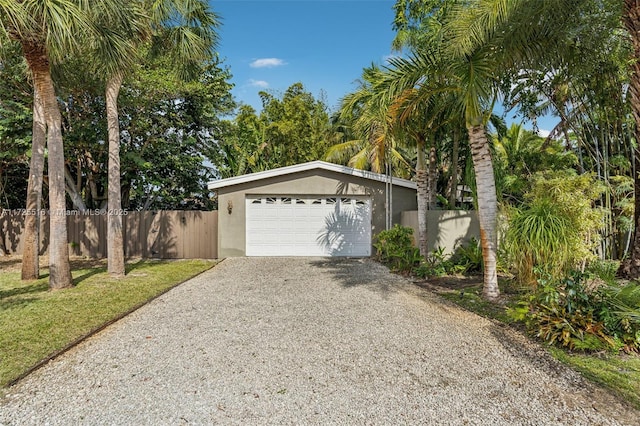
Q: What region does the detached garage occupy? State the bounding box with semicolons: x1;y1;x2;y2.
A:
208;161;417;257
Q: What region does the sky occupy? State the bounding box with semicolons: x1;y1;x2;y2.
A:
210;0;558;135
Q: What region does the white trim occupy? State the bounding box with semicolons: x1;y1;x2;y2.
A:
207;161;417;190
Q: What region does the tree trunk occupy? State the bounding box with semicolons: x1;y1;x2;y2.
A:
448;128;460;208
620;1;640;278
22;42;72;290
64;166;88;211
427;142;438;210
21;87;46;280
416;137;429;257
468;124;499;300
106;73;125;277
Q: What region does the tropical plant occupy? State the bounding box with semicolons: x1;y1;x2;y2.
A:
620;0;640;277
510;271;640;352
327;66;411;176
89;0;219;276
492;123;576;204
374;225;422;273
505;172;605;285
0;0;122;288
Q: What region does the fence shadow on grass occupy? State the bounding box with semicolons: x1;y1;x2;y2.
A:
0;282;48;300
72;267;107;286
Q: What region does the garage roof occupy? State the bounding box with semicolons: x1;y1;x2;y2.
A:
207;161;417;190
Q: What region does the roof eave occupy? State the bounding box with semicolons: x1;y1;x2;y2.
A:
207;161;417;190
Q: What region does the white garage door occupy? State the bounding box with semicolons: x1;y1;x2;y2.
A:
246;196;372;257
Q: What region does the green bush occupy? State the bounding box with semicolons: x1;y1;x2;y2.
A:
505;172;605;286
413;239;484;278
414;247;453;278
449;237;483;274
509;271;640;352
586;259;620;285
596;282;640;351
374;225;422;273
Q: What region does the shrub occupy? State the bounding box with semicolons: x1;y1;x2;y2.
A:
374;225;422;273
586;259;620;285
509;271;640;352
596;282;640;351
413;239;484;278
449;237;483;274
505;172;605;286
414;246;454;278
506;199;574;285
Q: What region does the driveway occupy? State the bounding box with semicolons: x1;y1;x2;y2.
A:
0;257;637;425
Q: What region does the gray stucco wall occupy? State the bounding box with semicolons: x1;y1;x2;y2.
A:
216;169;417;257
400;210;480;257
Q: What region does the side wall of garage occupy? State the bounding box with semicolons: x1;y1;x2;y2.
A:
216;169;417;257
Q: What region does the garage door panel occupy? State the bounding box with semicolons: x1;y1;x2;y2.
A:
246;196;371;257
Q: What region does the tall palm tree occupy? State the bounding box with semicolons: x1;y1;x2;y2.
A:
87;0;219;277
327;66;411;176
20;87;45;280
88;3;147;278
1;0;137;288
620;1;640;277
387;0;595;299
0;1;91;289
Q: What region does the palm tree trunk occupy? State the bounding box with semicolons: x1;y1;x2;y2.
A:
467;124;499;300
21;87;46;280
448;128;460;208
106;73;125;277
416;136;429;257
427;142;438;209
22;42;72;290
620;1;640;278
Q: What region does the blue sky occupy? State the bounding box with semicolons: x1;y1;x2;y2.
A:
212;0;398;110
210;0;558;135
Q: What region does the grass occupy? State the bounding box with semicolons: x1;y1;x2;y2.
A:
0;258;215;388
548;348;640;409
434;278;640;409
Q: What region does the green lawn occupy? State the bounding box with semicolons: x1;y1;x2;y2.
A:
438;280;640;409
0;259;215;388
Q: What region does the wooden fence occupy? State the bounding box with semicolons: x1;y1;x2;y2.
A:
0;210;218;259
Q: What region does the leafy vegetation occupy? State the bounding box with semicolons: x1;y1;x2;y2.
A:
375;225;483;278
0;259;215;387
374;225;422;274
212;82;331;178
431;275;640;409
504;173;605;285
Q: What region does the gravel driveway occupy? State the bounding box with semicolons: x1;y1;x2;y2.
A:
1;257;638;425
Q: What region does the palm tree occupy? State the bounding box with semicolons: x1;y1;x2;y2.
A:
20;87;46;280
388;0;599;299
87;0;219;277
620;1;640;277
1;1;141;288
0;1;93;289
86;3;146;278
327;66;411;176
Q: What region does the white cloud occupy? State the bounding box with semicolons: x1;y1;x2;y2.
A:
250;58;286;68
248;79;269;88
537;128;551;138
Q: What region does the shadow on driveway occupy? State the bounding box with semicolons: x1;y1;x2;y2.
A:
309;257;400;298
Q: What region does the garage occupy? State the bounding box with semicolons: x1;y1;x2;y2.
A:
208;161;417;258
245;196;372;256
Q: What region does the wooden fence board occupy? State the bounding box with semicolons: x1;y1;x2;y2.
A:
0;210;218;259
